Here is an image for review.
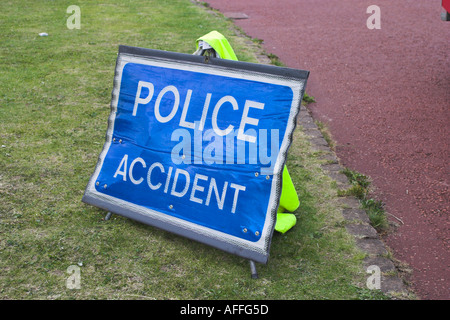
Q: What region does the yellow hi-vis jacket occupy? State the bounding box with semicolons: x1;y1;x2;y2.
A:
195;31;299;233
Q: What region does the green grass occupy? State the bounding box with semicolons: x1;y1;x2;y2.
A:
0;0;388;300
339;169;389;233
315;120;335;150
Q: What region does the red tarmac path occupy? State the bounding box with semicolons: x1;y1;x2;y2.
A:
204;0;449;299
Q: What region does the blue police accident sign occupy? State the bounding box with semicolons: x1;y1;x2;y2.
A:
82;45;309;264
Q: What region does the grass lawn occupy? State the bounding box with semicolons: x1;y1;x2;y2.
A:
0;0;388;300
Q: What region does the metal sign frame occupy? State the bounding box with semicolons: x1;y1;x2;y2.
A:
82;45;309;264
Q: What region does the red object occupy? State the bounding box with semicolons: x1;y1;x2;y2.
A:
443;0;450;13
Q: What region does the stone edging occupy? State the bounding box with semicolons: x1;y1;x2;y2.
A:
298;106;410;298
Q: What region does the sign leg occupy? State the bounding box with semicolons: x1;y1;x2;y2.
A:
249;260;258;279
105;212;113;221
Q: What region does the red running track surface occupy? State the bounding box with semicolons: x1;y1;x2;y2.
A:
204;0;450;299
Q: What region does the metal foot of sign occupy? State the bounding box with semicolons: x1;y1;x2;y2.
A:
104;212;113;221
249;260;258;279
82;45;309;265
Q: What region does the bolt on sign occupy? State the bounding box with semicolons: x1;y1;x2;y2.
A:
82;45;309;264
